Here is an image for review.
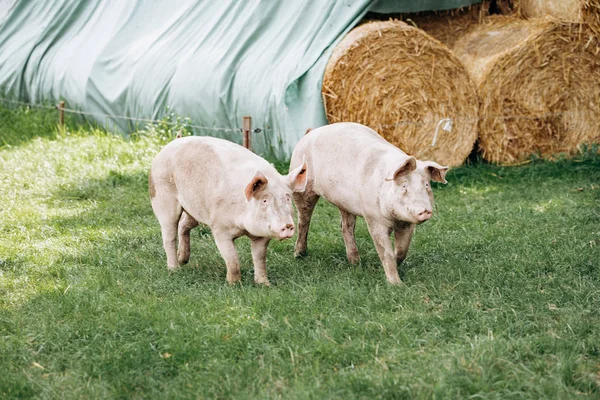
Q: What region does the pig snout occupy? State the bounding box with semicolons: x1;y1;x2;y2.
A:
416;208;433;223
275;223;295;240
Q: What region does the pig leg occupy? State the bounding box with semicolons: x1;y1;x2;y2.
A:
213;231;241;284
394;224;415;264
250;237;271;286
151;193;183;270
339;209;360;264
366;220;401;284
177;211;199;265
293;191;320;257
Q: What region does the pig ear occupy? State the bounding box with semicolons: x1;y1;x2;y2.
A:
388;157;417;183
423;161;449;184
244;171;269;201
287;156;308;192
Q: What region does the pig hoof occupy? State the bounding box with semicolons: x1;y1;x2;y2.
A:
347;252;361;264
294;250;308;258
227;272;241;284
167;264;180;271
385;272;402;284
177;250;190;265
255;278;271;286
178;256;190;265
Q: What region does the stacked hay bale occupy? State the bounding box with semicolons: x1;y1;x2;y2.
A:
393;2;489;47
497;0;599;29
322;20;479;167
324;4;600;165
453;15;600;164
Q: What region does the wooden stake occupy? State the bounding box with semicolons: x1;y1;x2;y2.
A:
243;116;251;150
58;101;65;127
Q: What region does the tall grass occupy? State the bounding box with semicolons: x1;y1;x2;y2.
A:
0;106;599;399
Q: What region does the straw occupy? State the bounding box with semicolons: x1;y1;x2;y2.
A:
322;20;479;166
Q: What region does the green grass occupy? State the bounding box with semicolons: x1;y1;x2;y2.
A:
0;106;599;399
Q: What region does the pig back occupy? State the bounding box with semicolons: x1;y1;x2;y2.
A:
157;136;279;224
304;123;399;215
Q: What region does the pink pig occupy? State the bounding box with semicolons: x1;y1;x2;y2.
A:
290;122;448;284
150;136;307;285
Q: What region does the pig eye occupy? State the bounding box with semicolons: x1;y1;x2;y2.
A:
286;194;291;202
262;198;268;204
425;182;430;188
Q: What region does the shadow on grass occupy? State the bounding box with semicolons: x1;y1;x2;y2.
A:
2;159;600;398
446;148;600;190
0;106;73;148
38;150;600;291
46;170;231;286
43;160;599;292
44;167;419;288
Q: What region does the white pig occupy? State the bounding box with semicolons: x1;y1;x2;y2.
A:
149;136;308;285
290;122;448;284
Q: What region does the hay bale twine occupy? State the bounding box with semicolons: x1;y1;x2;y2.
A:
322;20;479;167
453;16;600;164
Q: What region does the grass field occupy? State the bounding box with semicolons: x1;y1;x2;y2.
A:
1;105;599;399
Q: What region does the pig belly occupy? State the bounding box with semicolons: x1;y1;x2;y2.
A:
172;167;229;229
177;195;210;226
313;173;364;217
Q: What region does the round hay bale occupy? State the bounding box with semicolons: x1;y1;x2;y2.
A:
322;20;479;167
453;16;600;164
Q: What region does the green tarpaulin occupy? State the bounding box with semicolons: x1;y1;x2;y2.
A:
0;0;480;159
